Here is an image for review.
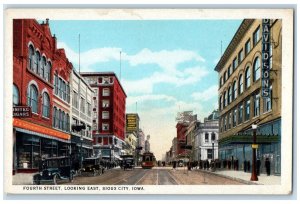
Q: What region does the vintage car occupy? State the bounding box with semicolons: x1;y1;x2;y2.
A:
33;156;75;185
79;157;104;176
121;155;134;170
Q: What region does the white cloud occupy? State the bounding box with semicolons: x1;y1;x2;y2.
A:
191;85;219;101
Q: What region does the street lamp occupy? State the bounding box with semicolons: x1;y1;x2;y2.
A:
250;124;258;181
80;136;83;169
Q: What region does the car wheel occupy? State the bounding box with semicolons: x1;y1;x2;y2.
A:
53;174;58;185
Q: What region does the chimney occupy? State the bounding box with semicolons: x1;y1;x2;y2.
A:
46;18;49;25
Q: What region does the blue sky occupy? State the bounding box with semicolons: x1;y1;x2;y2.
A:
49;20;242;159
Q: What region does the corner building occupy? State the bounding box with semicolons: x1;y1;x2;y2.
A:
215;19;282;175
13;19;71;173
81;72;126;161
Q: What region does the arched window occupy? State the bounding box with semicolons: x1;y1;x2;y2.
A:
238;74;243;94
223;71;227;83
28;45;35;70
228;86;232;104
233;81;237;100
253;57;261;81
245;67;250;88
53;107;57;127
13;84;19;106
33;51;40;74
27;84;38;113
219;95;223;110
42;92;50;118
40;56;46;79
44;61;51;82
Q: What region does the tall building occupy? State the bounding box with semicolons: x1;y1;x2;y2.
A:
13;19;71;173
81;72;127;161
194;110;219;162
215;19;282;174
70;69;94;160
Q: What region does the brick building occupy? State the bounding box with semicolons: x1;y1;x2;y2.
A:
81;72;126;161
13;19;71;173
215;19;282;175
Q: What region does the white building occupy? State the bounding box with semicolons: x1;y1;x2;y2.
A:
70;69;94;159
194;110;219;162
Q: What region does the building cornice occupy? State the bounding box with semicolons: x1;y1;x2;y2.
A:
215;19;255;72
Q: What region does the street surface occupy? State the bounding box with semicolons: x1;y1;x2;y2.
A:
62;167;244;185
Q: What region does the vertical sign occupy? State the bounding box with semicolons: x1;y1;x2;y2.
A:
261;19;271;98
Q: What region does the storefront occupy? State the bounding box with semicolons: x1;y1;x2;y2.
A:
13;118;70;173
218;118;281;175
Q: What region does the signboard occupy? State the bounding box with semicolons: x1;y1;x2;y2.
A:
13;106;32;118
126;114;139;132
261;19;271;98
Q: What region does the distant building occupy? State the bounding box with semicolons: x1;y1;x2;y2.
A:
81;72;127;161
194;110;219;162
145;135;150;152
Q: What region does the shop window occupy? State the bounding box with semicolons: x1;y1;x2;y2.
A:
27;84;38;113
13;84;19;106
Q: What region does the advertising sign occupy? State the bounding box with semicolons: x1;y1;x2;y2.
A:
13;106;32;118
126;114;138;132
262;19;271;98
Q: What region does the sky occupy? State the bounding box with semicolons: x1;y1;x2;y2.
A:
48;20;242;160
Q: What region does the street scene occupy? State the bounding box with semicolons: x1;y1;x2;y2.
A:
11;16;282;186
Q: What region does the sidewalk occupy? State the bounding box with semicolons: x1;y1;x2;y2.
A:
198;169;281;185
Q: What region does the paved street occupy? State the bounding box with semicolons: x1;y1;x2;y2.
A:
61;167;244;185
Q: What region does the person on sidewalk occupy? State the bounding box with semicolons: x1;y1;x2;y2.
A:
172;160;177;170
243;160;247;172
256;159;261;176
265;158;271;176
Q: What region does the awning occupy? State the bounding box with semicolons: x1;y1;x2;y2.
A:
219;134;280;146
14;118;70;141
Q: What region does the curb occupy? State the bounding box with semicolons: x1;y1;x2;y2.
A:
197;169;259;185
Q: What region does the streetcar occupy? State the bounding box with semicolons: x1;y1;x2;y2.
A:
141;152;156;169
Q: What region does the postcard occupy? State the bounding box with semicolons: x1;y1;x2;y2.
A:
4;8;293;195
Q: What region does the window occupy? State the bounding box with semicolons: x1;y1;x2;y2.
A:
264;85;273;112
59;110;62;129
102;100;109;108
54;74;59;95
228;112;232;129
238;104;243;124
228;86;232;104
33;51;40;74
80;97;85;113
13;84;19;106
233;108;237;127
223;71;227;83
219;77;223;88
253;26;260;45
224;91;227;107
55;108;59;128
58;78;62;98
205;133;209;143
245;67;250;88
28;45;35;69
207;149;212;159
53;107;57;127
66;114;70;132
103;77;110;84
62;111;66;131
62;81;66;101
42;92;50;118
44;62;51;82
245;98;250;121
245;39;251;56
40;56;46;78
253;57;261;82
224;116;227;131
102;111;109;119
233;81;237;100
27;84;38;113
219;96;223;111
211;132;216;141
103;88;110;96
73;91;78;109
233;57;238;70
238;49;243;63
102;123;109;131
87;102;91;116
66;83;70;103
238;74;243;94
254;93;260;117
228;66;232;78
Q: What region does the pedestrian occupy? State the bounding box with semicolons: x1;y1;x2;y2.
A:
247;160;251;172
265;158;271;176
256;159;261;176
172;160;177;170
243;160;247;172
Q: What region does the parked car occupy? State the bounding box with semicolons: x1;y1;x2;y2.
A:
33;156;75;185
80;156;104;176
121;155;134;170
